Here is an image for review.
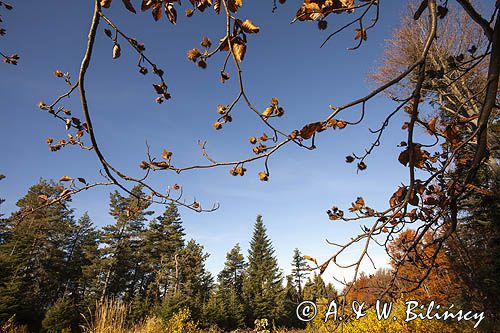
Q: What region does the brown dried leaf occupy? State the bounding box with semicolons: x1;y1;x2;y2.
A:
241;19;260;33
228;0;242;13
122;0;137;13
164;3;177;25
152;4;162;21
214;0;221;14
187;48;201;61
161;149;172;160
232;39;246;62
299;122;323;140
112;44;121;59
59;176;72;182
101;0;112;8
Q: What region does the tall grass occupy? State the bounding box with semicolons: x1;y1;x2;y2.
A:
81;298;128;333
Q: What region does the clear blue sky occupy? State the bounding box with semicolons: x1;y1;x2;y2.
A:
0;1;412;286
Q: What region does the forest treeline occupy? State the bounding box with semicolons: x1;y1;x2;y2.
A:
0;177;498;332
0;178;329;332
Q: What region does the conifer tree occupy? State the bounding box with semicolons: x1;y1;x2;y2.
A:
243;215;283;326
218;243;246;294
142;202;185;305
160;239;213;322
303;273;336;302
0;180;76;330
97;185;152;302
279;275;305;329
207;244;246;330
291;248;308;300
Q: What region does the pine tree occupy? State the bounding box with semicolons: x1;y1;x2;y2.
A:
97;185;152;302
243;215;283;326
160;239;213;322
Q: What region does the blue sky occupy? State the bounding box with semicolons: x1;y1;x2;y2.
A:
0;1;413;287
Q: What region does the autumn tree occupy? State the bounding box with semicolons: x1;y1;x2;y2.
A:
387;229;462;304
371;2;499;324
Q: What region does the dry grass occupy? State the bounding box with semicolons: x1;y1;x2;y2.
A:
0;316;29;333
81;298;128;333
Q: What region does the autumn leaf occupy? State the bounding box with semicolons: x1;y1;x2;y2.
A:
262;107;273;120
241;19;260;33
112;44;121;59
164;3;177;25
398;146;431;169
345;155;355;163
161;149;172;160
201;36;212;48
295;2;322;21
141;0;155;11
336;120;347;129
122;0;136;13
303;255;317;264
101;0;112;8
354;28;367;41
299;122;323;140
258;171;268;181
214;0;221;14
187;48;201;61
213;121;222;130
59;176;72;182
232;39;246;62
228;0;242;13
427;117;437;134
38;194;48;202
389;186;406;207
152;4;162;21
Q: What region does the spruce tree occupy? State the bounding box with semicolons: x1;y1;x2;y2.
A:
142;203;185;305
279;275;305;329
302;273;335;302
243;215;283;326
291;248;308;300
218;243;246;294
209;244;246;330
